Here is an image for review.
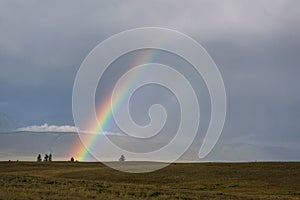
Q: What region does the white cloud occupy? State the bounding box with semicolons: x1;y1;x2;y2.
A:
16;124;123;136
16;123;78;132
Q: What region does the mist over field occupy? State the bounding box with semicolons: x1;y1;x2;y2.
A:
0;130;298;162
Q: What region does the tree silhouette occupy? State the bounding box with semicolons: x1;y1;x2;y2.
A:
37;154;42;162
70;157;74;162
49;154;52;162
44;154;48;162
119;154;125;162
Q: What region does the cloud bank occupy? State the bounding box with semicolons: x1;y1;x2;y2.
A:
17;123;78;132
15;124;123;136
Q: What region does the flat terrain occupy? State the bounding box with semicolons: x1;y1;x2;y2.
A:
0;162;299;199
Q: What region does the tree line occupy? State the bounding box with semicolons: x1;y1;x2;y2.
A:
36;154;126;162
37;154;76;162
37;154;52;162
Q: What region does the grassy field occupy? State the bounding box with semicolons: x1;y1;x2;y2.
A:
0;162;299;199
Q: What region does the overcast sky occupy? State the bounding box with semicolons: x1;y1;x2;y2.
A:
0;0;299;161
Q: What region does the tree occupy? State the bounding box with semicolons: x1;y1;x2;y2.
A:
119;154;125;162
70;157;74;162
44;154;48;162
37;154;42;162
49;154;52;162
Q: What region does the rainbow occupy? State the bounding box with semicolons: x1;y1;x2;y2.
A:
72;50;159;161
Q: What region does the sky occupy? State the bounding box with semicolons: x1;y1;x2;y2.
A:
0;0;299;161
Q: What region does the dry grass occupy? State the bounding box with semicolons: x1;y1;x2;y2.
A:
0;162;299;199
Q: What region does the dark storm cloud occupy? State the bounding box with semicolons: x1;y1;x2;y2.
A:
0;0;299;160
